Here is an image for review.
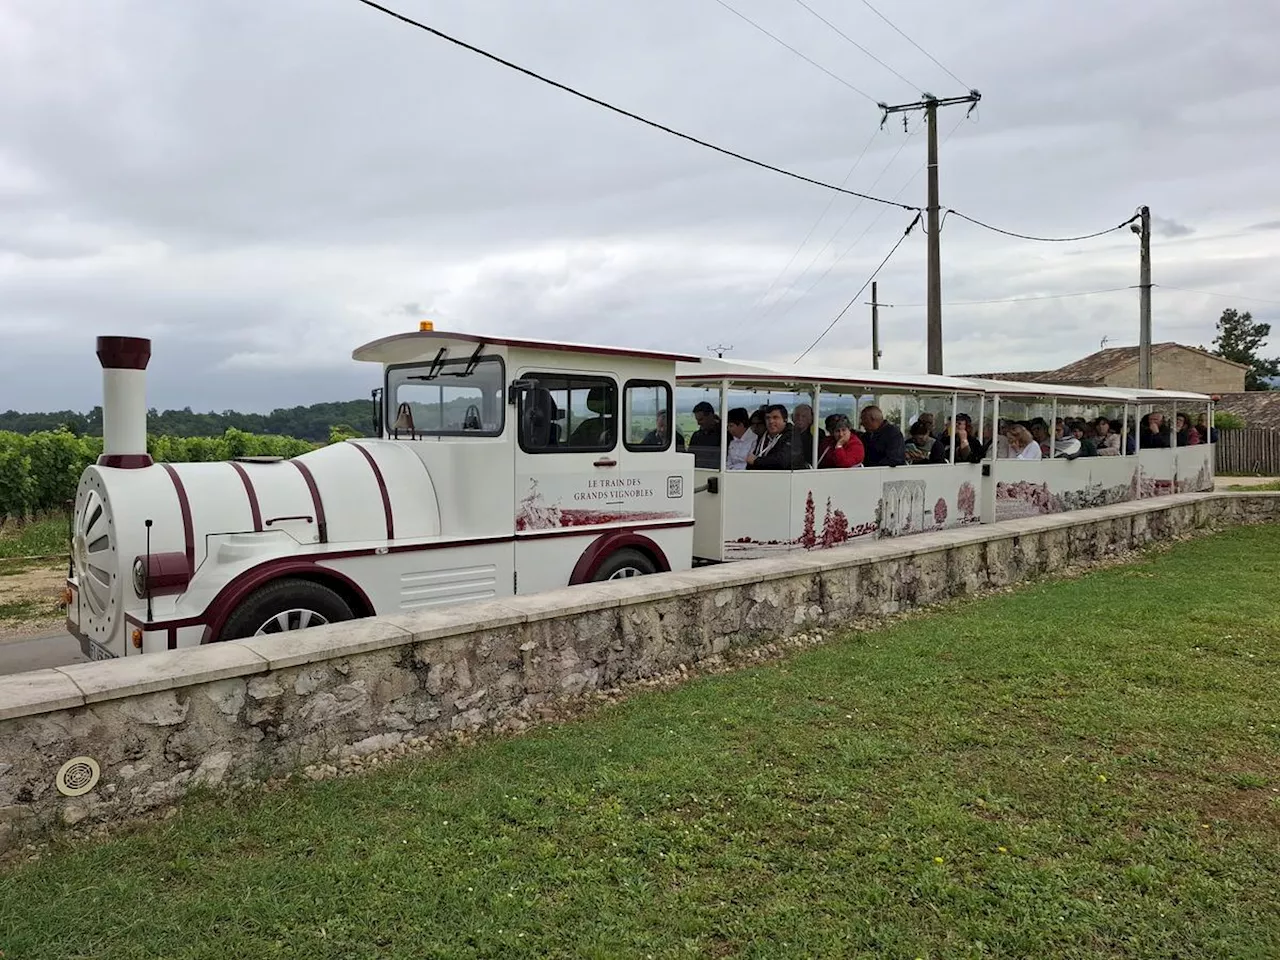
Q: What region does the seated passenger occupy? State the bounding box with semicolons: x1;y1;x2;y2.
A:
1139;412;1171;449
1196;412;1219;443
817;415;865;468
745;404;799;470
1070;421;1098;457
640;411;686;451
1006;424;1042;460
1175;413;1200;446
792;403;822;467
929;413;985;464
725;407;754;470
689;401;721;449
859;405;906;467
1029;418;1051;457
1093;416;1121;456
904;421;937;463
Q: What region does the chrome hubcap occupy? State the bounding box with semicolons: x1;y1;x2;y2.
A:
253;608;329;635
607;566;645;580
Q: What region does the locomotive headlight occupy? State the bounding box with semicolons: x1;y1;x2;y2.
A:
132;557;147;597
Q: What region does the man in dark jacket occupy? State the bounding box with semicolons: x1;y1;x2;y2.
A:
859;405;906;466
928;412;985;464
746;404;801;469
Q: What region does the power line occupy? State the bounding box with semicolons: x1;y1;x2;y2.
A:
887;286;1135;307
749;130;917;330
710;0;877;103
944;210;1139;242
857;0;969;88
763;113;964;328
790;0;921;91
1155;285;1280;308
743;128;884;318
352;0;917;210
795;213;922;362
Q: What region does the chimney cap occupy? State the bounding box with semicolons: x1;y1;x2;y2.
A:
96;336;151;371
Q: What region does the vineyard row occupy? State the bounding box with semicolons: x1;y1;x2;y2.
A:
0;427;345;518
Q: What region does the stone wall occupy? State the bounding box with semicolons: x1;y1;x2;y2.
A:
1104;350;1246;395
2;493;1277;854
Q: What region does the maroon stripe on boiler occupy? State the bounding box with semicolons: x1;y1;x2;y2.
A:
349;442;394;540
160;463;196;570
228;462;264;532
288;459;328;544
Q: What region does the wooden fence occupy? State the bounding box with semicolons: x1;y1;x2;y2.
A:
1216;428;1280;475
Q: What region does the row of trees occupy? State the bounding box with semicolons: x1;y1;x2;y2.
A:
0;399;375;442
0;428;319;519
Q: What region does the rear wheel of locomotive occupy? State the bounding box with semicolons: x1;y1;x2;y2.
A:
590;547;658;582
217;577;355;641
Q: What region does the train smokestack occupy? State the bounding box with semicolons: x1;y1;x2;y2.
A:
96;336;153;468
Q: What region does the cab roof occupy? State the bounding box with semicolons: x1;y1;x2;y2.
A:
353;329;702;365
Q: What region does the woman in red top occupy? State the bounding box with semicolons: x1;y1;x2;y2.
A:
817;416;865;468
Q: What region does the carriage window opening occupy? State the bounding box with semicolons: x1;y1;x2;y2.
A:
625;381;674;452
386;357;505;437
518;374;617;453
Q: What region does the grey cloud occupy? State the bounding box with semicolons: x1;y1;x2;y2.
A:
1151;216;1194;238
1;0;1279;413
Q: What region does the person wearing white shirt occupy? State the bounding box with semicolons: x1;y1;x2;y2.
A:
725;407;755;470
1006;424;1042;460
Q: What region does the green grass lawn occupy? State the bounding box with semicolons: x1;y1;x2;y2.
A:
1225;480;1280;492
0;513;69;559
3;527;1280;959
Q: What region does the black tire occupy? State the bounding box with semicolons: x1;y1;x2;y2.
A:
591;548;658;582
218;577;355;641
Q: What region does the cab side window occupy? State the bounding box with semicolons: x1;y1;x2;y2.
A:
518;375;617;453
624;381;677;452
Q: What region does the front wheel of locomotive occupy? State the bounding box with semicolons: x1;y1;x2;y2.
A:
217;578;354;642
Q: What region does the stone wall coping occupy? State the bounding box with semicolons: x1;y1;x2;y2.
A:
54;642;270;706
0;669;87;721
2;491;1273;723
236;618;414;671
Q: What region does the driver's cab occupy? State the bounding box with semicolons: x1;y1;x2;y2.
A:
352;327;699;594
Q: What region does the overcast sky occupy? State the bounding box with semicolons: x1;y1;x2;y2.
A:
2;0;1278;413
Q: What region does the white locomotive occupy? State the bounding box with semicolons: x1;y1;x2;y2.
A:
67;329;698;660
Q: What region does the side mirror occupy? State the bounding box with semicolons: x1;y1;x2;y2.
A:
508;378;538;404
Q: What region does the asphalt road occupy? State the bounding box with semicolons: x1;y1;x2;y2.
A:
0;632;86;676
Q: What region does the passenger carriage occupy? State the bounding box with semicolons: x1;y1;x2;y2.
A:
674;359;990;560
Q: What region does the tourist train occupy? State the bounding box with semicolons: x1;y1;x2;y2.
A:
67;328;1214;661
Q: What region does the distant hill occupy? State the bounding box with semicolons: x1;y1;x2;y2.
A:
0;399;376;443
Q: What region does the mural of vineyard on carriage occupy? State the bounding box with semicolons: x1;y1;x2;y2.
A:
721;467;982;559
993;457;1138;521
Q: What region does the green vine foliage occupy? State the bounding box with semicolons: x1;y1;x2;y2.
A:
0;428;317;518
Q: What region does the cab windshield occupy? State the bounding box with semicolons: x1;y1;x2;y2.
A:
386;355;505;437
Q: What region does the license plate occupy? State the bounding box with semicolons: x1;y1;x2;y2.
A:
86;639;116;661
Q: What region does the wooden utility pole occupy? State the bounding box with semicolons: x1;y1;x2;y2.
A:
1135;206;1152;389
869;281;881;369
879;90;981;375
